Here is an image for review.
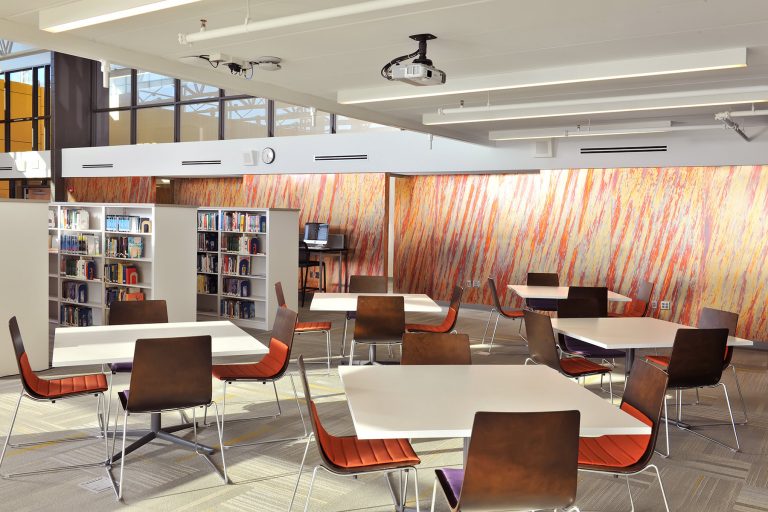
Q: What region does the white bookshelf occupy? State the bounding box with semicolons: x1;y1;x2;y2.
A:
48;202;196;329
195;207;298;330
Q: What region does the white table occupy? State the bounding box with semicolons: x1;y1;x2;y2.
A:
310;292;442;313
509;285;631;302
339;364;649;440
550;316;753;374
53;320;267;461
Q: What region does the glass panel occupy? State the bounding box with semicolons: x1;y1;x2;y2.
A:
224;98;268;139
180;80;219;101
36;67;46;116
0;76;5;118
274;101;330;136
9;70;33;119
94;110;131;146
336;115;400;133
10;120;33;151
108;65;132;109
36;119;46;150
136;69;175;105
180;101;219;142
0;122;5;151
137;106;174;143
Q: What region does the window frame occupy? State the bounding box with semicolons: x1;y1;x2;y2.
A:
0;64;51;152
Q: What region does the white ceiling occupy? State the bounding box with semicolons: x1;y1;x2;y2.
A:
3;0;768;144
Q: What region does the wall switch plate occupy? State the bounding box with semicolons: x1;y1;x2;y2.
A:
651;300;658;309
473;279;481;288
660;301;671;310
466;280;473;288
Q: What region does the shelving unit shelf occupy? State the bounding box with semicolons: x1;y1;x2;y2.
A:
196;207;298;330
48;202;196;329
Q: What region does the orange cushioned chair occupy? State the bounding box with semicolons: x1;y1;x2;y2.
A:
406;285;463;334
206;306;307;449
275;281;332;373
0;316;109;478
609;279;654;318
524;310;613;402
578;359;670;512
482;277;524;352
290;356;421;511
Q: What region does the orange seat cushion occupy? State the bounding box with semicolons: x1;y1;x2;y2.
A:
578;403;652;468
406;307;458;333
500;308;524;319
295;321;331;332
21;353;107;398
311;401;420;469
560;357;610;376
645;355;670;367
212;338;288;381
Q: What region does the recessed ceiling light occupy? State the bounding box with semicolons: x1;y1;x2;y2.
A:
40;0;202;33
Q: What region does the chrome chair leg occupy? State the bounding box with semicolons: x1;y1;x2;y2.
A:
649;464;671;512
349;340;356;366
481;307;497;344
303;466;320;512
289;434;314;511
0;390;23;476
722;382;740;451
326;330;332;373
625;475;635;512
430;476;438;512
488;312;501;352
341;316;349;357
731;364;749;424
116;408;129;500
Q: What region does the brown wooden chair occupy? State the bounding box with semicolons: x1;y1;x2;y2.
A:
482;277;524;351
578;359;670;512
567;286;608;317
110;335;226;500
557;297;626;361
206;306;307;449
401;333;472;365
0;317;109;479
299;241;325;307
341;275;388;356
406;285;463;334
524;310;613;401
431;410;581;512
525;271;560;311
348;295;405;365
609;279;654;317
647;327;738;454
276;282;332;373
290;356;421;511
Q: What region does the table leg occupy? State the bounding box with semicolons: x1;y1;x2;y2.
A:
385;470;417;512
463;437;470;466
626;348;635;378
338;251;344;292
110;412;214;463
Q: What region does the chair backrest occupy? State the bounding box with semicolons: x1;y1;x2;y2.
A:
126;335;212;413
439;284;464;333
527;272;559;287
487;277;505;311
698;306;739;366
556;298;601;353
620;359;669;470
566;286;608;317
523;310;562;370
348;275;388;293
8;317;45;399
459;410;580;511
666;328;729;388
624;280;655;317
401;333;471;365
274;281;287;308
109;300;168;325
354;295;405;342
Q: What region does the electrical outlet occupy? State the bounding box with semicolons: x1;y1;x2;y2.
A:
466;280;473;288
473;279;481;288
651;300;658;309
660;301;671;310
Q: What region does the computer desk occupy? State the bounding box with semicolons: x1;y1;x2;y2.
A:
306;246;349;292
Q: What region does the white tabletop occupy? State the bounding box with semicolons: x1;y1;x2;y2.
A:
310;293;442;312
550;317;753;350
339;365;650;439
509;285;631;302
53;321;268;367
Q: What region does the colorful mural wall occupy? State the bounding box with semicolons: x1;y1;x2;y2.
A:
394;166;768;342
66;177;156;203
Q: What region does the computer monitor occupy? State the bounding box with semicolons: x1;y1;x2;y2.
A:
304;222;329;245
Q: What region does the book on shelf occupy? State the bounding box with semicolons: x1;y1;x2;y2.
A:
104;262;139;284
61;208;90;230
62;258;97;279
197;274;218;294
128;237;143;258
60;304;93;326
106;236;144;258
105;215;151;233
48;209;55;228
61;233;100;255
105;287;144;307
61;281;88;304
197;253;218;273
222;212;266;233
198;212;218;231
220;298;256;319
223;277;250;297
249;238;260;254
197;232;218;251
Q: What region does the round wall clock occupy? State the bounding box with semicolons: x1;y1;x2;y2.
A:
262;147;276;164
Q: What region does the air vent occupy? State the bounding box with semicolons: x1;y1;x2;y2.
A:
181;160;222;166
82;163;114;169
314;154;368;162
580;145;667;154
0;166;13;171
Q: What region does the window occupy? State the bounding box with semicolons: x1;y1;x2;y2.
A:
0;65;50;151
136;70;175;105
224;98;268;139
137;106;175;143
180;80;219;101
180;101;219;142
274;101;331;136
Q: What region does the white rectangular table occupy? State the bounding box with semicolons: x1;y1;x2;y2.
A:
550;316;753;374
53;320;267;461
310;292;442;313
509;285;631;302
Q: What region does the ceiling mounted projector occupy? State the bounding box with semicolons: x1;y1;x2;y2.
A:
381;34;446;86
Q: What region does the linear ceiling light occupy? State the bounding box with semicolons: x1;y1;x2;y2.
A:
338;48;747;104
489;122;725;141
40;0;202;33
178;0;432;45
422;86;768;125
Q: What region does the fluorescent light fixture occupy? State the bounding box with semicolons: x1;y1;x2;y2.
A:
423;86;768;125
338;48;747;104
178;0;432;44
40;0;202;33
490;123;724;141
